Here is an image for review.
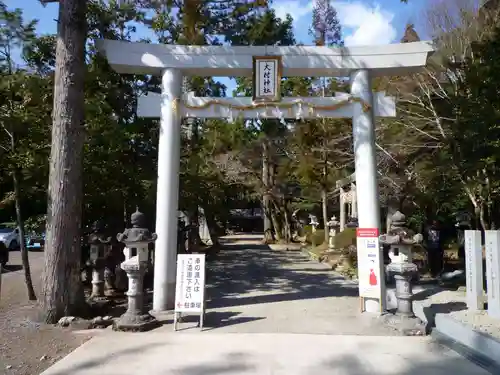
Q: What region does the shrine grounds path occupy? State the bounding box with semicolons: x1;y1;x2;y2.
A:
194;233;396;335
39;234;491;375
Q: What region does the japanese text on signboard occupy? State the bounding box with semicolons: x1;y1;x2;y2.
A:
175;254;206;313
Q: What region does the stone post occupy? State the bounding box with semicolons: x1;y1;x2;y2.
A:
327;216;340;250
309;215;319;248
379;211;425;335
114;208;159;332
465;230;484;311
87;220;112;301
339;188;346;232
350;182;358;219
153;68;183;312
484;231;500;319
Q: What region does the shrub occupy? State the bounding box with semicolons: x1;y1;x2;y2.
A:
331;228;357;249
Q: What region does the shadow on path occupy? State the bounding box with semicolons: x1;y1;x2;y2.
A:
206;235;358;310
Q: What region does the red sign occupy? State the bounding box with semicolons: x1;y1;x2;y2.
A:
356;228;379;237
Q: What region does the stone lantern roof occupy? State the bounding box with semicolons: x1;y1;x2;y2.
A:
117;208;157;243
379;211;423;246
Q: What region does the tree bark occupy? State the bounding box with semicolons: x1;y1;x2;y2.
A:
262;140;273;243
12;165;37;301
42;0;87;323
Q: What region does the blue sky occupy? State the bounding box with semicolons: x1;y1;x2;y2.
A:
5;0;427;93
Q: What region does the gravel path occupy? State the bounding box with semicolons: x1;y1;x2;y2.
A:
413;288;500;340
0;251;91;375
176;234;397;335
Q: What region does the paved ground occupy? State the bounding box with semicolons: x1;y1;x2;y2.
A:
38;234;492;375
175;234;395;335
40;331;490;375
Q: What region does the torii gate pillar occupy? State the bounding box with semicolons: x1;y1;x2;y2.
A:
153;68;182;312
351;69;384;313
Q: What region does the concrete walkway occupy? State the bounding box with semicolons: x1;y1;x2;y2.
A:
40;234;492;375
41;332;490;375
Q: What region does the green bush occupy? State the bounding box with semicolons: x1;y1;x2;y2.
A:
305;228;326;246
331;228;356;249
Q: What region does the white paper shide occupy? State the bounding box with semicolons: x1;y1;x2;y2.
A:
254;58;279;100
174;254;206;313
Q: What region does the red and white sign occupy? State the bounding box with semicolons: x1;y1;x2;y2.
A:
356;227;382;299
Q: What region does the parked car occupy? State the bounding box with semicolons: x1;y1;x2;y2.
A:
25;232;45;251
0;226;21;251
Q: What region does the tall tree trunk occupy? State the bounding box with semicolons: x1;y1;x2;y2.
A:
321;187;328;244
42;0;87;323
5;45;36;301
262;140;273;243
321;148;328;244
188;120;201;250
282;200;292;243
12;166;36;301
270;200;283;241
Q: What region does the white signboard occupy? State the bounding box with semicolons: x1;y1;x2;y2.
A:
253;56;281;102
356;228;382;300
174;253;206;330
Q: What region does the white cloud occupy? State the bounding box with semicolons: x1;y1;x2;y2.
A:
271;1;397;46
335;2;397;46
273;1;313;24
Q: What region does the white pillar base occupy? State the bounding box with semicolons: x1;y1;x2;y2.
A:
363;298;382;314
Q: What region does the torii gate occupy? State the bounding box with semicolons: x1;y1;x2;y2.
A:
97;40;433;314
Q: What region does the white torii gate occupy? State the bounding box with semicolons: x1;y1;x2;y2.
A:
97;40;433;314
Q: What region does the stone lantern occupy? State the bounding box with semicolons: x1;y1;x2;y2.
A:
87;220;112;301
113;208;159;332
379;211;425;335
309;214;320;247
327;215;340;250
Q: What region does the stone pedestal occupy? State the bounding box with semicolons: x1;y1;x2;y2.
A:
104;266;118;296
90;259;105;299
383;262;425;335
113;257;159;332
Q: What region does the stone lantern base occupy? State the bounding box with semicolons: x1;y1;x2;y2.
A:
382;313;426;336
383;262;426;336
113;312;160;332
112;257;160;332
